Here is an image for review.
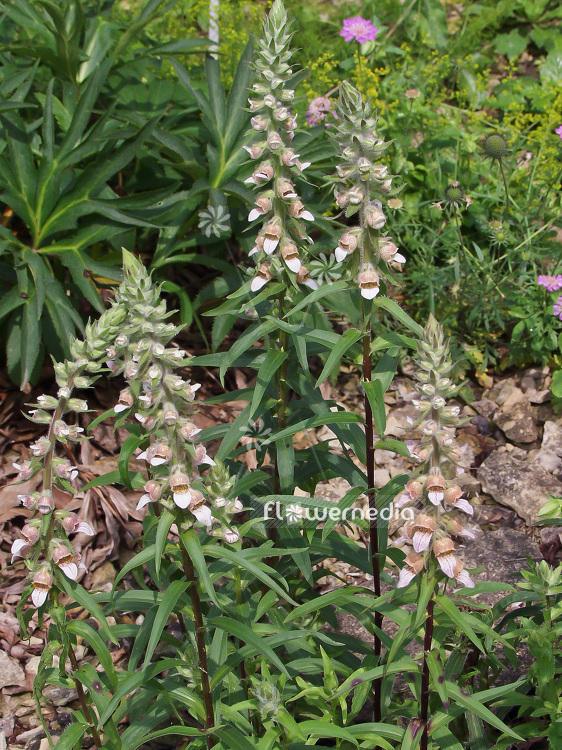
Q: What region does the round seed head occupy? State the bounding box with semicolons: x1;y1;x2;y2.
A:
484;134;508;159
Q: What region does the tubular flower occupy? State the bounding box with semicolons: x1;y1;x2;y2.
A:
51;545;79;580
412;514;436;553
170;472;192;509
398;552;424;588
11;525;40;563
31;567;53;608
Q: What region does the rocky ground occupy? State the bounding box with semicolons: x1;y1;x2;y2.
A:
0;363;560;747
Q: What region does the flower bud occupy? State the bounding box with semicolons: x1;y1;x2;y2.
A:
267;131;283;149
366;201;387;229
37;491;55;515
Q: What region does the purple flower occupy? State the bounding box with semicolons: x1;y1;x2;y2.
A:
556;125;562;139
306;96;338;126
554;295;562;320
340;16;378;44
538;274;562;292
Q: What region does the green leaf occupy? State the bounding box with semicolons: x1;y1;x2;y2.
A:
364;379;386;436
202;544;296;605
315;328;362;386
374;297;423;337
97;658;186;727
224;37;254;153
155;510;175;581
286;280;349;317
20;296;41;388
55;570;117;644
0;286;25;322
180;530;220;607
210;616;290;676
249;348;287;420
215;727;256;750
219;319;277;382
298;720;359;746
144;579;188;666
445;680;522;740
260;412;363;446
435;595;484;652
119;435;146;490
66;620;118;691
52;722;87;750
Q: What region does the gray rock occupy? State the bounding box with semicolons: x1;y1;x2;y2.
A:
385;404;420;438
478;450;562;524
472;399;498;419
0;649;24;689
535;420;562;479
526;388;551;404
458;528;540;606
494;400;538;443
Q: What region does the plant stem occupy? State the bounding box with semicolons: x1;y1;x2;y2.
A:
420;595;435;750
68;644;103;749
180;546;215;749
499;159;510;222
362;315;382;723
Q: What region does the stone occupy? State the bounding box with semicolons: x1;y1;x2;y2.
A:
0;649;24;689
526;388;551;404
458;527;540;606
534;421;562;479
385;404;420;438
494;400;538;443
472;399;498;419
89;561;117;592
477;450;562;524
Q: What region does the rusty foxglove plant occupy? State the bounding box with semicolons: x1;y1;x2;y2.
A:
11;301;127;607
394;314;475;590
109;251;242;545
245;0;316;295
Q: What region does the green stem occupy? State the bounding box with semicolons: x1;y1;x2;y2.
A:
68;643;103;748
420;594;435;750
498;159;510;222
180;545;216;749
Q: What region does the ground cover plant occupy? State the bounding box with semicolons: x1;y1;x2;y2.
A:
1;1;562;749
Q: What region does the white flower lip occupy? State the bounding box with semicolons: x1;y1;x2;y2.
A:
60;562;79;580
173;489;193;509
360;286;379;300
263;238;279;254
192;505;213;527
285;257;301;273
251;276;269;292
31;588;49;608
136;493;153;511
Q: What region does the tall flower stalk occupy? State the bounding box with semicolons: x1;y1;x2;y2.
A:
329;81;405;721
104;251;242;748
395;316;475;747
246;0;315;494
10;296;127;747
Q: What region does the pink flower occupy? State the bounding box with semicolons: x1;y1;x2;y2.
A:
340;16;378;44
553;295;562;320
538;274;562;292
306;96;337;126
556;125;562;139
